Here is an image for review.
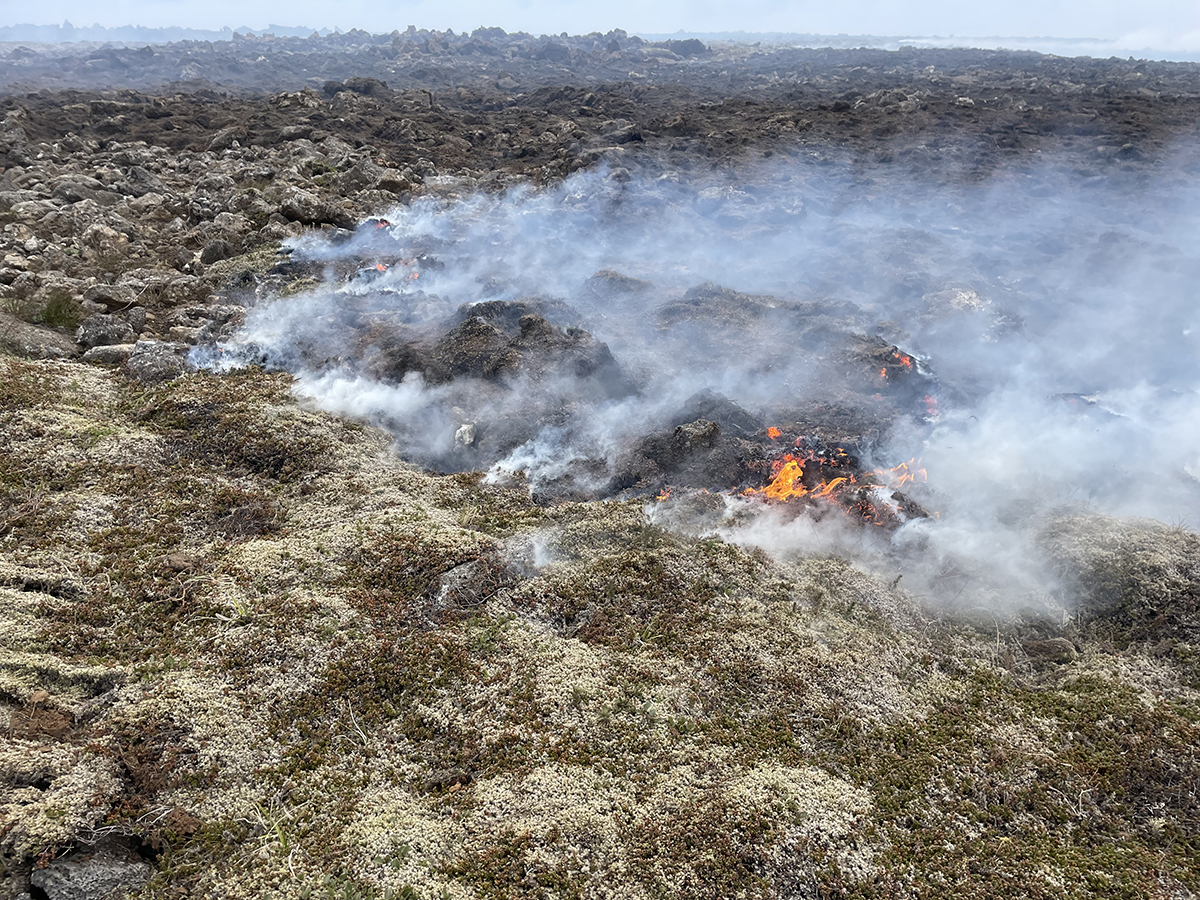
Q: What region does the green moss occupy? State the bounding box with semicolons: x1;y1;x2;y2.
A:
134;369;330;483
277;629;486;778
0;358;63;411
300;874;419;900
443;829;586;900
819;668;1200;898
431;472;545;537
627;799;779;900
339;523;493;626
1044;515;1200;685
35;289;83;329
136;818;253;898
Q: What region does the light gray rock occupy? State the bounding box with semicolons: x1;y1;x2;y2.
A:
124;339;191;383
82;343;136;365
279;187;354;229
29;839;152;900
0;312;79;359
207;126;246;152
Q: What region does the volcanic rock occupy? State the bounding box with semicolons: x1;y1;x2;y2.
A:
1021;637;1078;667
207;125;245;151
279;188;355;229
81;343;136;365
30;838;152;900
123;339;191;383
0;312;79;359
670;390;763;438
82;284;138;310
200;238;238;264
76;314;135;349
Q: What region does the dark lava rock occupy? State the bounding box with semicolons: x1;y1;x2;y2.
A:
670;389;763;438
371;301;633;398
0;312;79;359
200;238;238;264
432;316;520;380
280;188;355;229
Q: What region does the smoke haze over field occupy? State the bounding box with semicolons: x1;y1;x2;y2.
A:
204;143;1200;609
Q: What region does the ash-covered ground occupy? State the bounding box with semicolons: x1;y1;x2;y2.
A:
2;32;1200;900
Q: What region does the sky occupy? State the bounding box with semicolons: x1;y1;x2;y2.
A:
3;0;1200;47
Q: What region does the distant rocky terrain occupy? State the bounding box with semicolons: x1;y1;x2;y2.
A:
1;33;1199;900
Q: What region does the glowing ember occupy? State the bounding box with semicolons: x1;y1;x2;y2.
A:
766;426;782;440
893;351;913;368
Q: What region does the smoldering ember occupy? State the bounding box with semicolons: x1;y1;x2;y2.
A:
2;26;1200;900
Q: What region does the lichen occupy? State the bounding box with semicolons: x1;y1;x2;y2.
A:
1;354;1197;899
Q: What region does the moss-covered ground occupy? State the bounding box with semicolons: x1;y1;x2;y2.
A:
1;353;1197;899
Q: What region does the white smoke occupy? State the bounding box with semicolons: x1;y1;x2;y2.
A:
208;147;1200;607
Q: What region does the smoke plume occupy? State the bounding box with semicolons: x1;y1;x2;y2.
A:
203;149;1200;608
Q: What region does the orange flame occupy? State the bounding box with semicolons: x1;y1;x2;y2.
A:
766;426;781;440
760;456;808;500
375;263;388;272
409;272;420;281
655;487;672;501
879;368;888;379
892;351;913;368
882;459;927;489
747;449;927;512
814;477;847;498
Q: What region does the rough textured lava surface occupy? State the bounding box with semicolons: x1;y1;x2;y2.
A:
1;30;1199;900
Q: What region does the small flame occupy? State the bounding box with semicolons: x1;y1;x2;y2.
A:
924;394;940;418
880;458;927;489
879;368;888;379
747;448;927;516
375;263;388;272
410;272;420;281
814;476;847;498
766;426;781;440
893;351;913;368
655;487;672;501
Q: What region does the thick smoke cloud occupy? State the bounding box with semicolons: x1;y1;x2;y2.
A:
206;147;1200;609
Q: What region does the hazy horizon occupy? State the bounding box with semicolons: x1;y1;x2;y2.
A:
2;0;1199;52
